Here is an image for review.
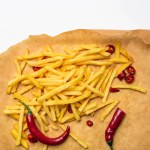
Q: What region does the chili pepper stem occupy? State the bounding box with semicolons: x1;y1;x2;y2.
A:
107;141;113;150
19;101;32;114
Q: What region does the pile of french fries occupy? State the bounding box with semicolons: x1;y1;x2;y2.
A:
4;44;146;149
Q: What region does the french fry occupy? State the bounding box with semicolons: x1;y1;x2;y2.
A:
16;106;25;145
114;42;120;58
83;102;97;112
52;95;60;118
40;111;49;126
63;68;77;82
85;100;114;115
58;106;67;122
71;103;80;121
120;49;134;62
11;83;19;94
112;85;146;93
63;91;82;96
23;123;28;131
8;114;26;122
11;129;29;149
115;62;132;77
13;93;30;102
100;100;119;122
43;101;52;121
4;109;21;115
59;124;88;149
17;85;34;95
25;74;42;89
102;69;117;102
6;105;21;110
50;124;58;130
109;57;129;63
14;59;21;75
38;76;82;102
17;53;43;60
100;51;111;57
6;85;13;94
75;61;112;66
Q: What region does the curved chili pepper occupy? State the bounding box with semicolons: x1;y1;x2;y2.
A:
105;108;125;150
20;101;70;145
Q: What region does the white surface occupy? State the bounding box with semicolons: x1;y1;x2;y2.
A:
0;0;150;52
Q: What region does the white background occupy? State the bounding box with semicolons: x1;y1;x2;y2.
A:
0;0;150;52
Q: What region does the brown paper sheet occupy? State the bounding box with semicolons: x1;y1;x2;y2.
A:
0;29;150;150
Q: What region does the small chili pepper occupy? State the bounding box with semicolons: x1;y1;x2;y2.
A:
86;120;93;127
117;71;126;81
67;104;73;113
126;65;136;75
28;134;38;143
125;74;134;84
105;108;125;150
109;87;120;93
106;45;115;54
33;67;40;71
19;101;70;145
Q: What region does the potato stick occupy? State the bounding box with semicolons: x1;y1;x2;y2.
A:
120;49;134;62
13;93;30;102
29;106;45;132
96;66;112;90
61;65;76;71
20;61;27;73
75;102;81;108
78;94;97;112
71;103;80;121
43;101;52;121
8;67;47;86
58;106;67;122
11;83;19;94
100;100;119;122
82;66;91;82
50;123;58;130
4;109;21;115
31;97;42;112
38;76;82;102
14;59;21;75
76;61;112;66
17;53;43;60
102;69;117;102
40;112;49;126
23;123;28;131
64;55;108;65
59;124;88;149
6;105;21;110
43;52;72;59
76;48;106;57
49;59;64;69
6;85;13;94
40;82;63;87
42;144;48;150
45;90;91;106
45;66;66;77
72;65;85;79
114;42;120;58
64;68;77;82
115;62;132;77
85;100;114;115
83;102;97;112
100;51;111;57
61;113;76;123
109;57;129;63
8;114;26;122
101;66;114;92
11;129;29;149
52;95;60;118
25;74;42;89
63;91;82;96
14;123;27;139
112;85;146;93
49;105;56;122
45;74;63;79
16;106;25;145
27;56;64;67
37;78;64;83
17;85;34;95
86;66;106;84
83;83;103;97
17;101;42;106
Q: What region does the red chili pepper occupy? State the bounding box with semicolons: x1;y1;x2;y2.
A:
109;87;120;93
86;120;93;127
125;74;134;84
28;134;38;143
20;101;70;145
105;108;125;150
106;45;115;54
117;71;126;81
126;65;136;75
33;67;40;71
67;104;73;113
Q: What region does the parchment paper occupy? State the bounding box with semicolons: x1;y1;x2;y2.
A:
0;29;150;150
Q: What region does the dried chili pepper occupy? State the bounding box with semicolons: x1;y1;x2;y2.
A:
127;65;136;75
106;45;115;54
109;87;120;93
125;74;134;84
117;71;126;81
105;108;125;150
33;67;40;71
20;101;70;145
